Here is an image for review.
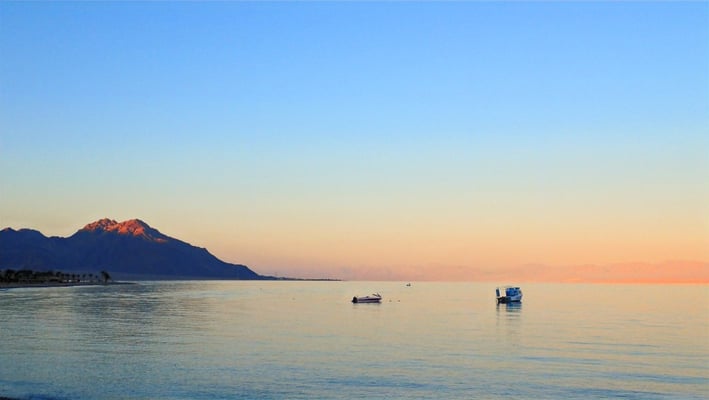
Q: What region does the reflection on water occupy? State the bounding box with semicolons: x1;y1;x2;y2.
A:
495;300;523;340
0;282;706;400
496;301;523;313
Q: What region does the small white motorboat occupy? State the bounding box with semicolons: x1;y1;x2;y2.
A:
352;293;382;303
496;286;522;304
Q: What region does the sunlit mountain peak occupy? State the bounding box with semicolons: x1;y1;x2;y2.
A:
80;218;168;243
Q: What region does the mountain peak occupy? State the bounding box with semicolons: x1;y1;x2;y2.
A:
80;218;168;243
82;218;119;232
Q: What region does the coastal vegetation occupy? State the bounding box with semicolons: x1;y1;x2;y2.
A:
0;269;111;286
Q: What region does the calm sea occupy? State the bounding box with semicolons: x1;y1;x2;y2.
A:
0;282;706;399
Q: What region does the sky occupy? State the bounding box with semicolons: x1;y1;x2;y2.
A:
1;1;707;281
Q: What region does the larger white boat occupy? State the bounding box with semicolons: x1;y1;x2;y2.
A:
352;293;382;303
496;286;522;304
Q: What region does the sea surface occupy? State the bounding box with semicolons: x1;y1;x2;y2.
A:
0;282;706;399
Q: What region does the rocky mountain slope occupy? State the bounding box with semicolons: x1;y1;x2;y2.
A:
0;218;266;280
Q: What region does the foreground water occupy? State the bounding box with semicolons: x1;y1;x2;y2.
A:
0;282;706;399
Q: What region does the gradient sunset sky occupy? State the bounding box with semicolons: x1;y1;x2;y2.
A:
1;2;707;281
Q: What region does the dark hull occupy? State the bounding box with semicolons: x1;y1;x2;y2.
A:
497;296;521;304
352;296;381;303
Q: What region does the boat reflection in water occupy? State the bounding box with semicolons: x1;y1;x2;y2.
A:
496;301;522;313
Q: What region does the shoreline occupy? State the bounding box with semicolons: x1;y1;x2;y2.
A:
0;281;135;290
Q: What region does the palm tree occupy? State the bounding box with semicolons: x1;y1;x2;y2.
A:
0;269;10;283
100;270;112;284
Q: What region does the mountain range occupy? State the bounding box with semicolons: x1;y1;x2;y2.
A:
0;218;268;280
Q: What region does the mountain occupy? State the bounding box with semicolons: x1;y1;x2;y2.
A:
0;218;267;280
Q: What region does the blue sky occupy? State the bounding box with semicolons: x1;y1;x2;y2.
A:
1;2;707;279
